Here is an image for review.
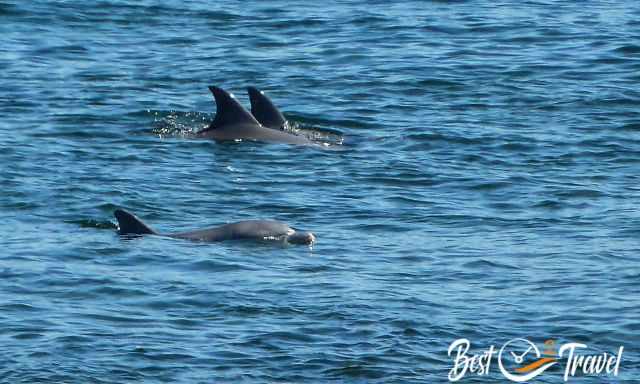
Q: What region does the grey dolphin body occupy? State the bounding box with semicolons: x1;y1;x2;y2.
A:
247;86;288;130
196;86;312;145
114;209;316;245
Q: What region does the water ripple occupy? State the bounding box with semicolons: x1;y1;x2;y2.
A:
1;0;639;382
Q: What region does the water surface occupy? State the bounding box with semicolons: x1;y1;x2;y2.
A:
1;1;639;382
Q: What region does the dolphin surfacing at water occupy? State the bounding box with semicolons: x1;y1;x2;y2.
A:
196;86;313;145
247;86;288;130
114;209;316;245
248;86;345;144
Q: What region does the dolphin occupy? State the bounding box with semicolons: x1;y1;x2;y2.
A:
114;209;316;245
248;86;345;144
196;86;313;145
247;86;288;130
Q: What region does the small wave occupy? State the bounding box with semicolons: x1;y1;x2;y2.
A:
12;332;43;340
288;113;374;130
619;122;640;131
82;312;151;324
148;110;210;136
612;44;640;55
65;219;118;230
265;17;328;30
533;199;563;210
294;264;335;273
0;303;43;312
31;44;89;56
406;132;492;146
423;24;468;35
468;181;511;191
286;121;344;145
188;259;251;272
554;189;605;199
323;364;386;380
350;15;389;26
416;77;465;90
463;259;518;270
91;286;148;298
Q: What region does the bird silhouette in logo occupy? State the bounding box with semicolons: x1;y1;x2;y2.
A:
498;339;557;382
511;345;533;364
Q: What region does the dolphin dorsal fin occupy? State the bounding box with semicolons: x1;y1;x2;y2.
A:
208;86;260;129
114;209;157;235
247;86;287;129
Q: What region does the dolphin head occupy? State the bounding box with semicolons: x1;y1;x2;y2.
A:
286;230;316;245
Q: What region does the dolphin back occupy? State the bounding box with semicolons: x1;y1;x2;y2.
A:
197;86;314;145
168;220;290;242
114;209;157;235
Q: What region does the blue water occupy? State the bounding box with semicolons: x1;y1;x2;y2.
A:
1;1;639;382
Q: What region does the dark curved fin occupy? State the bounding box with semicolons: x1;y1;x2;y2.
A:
208;86;260;129
247;86;287;129
114;209;156;235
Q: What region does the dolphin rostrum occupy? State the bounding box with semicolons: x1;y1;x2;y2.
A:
196;86;313;145
247;86;288;130
114;209;316;245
